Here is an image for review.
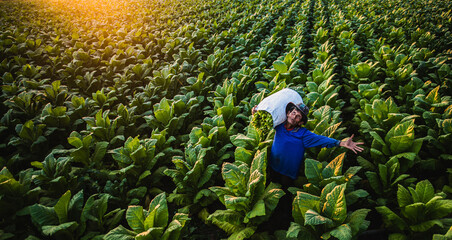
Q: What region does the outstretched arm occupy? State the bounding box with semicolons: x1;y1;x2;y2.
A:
339;134;364;154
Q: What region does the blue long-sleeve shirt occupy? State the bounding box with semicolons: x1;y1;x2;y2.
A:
270;124;340;179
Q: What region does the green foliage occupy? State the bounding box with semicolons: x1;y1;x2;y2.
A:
29;190;123;239
208;149;284;239
305;105;345;161
31;153;73;196
206;93;240;128
1;0;452;238
230;125;273;166
363;157;417;206
288;182;370;240
187;115;234;161
299;153;367;205
164;144;218;214
104;193;189;240
82;110;124;145
358;119;423;172
250;110;273;139
258;53;306;91
376;180;452;238
305;73;344;110
145;92;203;136
67;131;108;168
0;167;38;218
110;136;166;188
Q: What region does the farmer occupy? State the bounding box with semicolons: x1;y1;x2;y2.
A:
252;102;364;187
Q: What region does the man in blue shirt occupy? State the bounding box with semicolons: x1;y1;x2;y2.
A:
252;102;363;187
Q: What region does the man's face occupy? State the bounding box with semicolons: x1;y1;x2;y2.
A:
286;109;303;126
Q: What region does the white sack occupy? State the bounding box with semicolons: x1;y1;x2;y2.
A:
256;88;304;128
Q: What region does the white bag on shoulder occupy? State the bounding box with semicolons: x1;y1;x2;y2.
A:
256;88;304;128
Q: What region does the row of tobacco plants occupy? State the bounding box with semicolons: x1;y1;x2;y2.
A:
1;0;452;239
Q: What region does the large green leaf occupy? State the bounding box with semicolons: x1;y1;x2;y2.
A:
376;206;407;231
245;199;265;221
230;134;255;149
415;180;435;203
29;204;58;228
347;209;370;235
305;209;333;226
322;183;347;223
54;190;71;224
104;225;136;240
246;170;265;202
426;197;452;219
154;109;171;125
305;159;323;185
409;219;443;232
365;171;382;195
42;222;78;236
126;206;145;232
273;60;288;73
234;147;253;165
207;209;243;234
228;227;255;240
402;202;425;223
387;120;415;154
286;222;302;238
261;182;284;213
250;149;266;176
287;222;317;239
69;190;84;217
197;164;218;188
144;207;157;231
224;195;249;213
135;227;164;240
329;224;352;240
161;213;189;240
322;153;345;179
148;193;168;228
397;185;413;208
222;163;247;196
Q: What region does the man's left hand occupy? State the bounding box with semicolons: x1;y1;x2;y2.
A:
339;134;364;154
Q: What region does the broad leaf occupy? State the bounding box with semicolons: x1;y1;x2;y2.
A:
148;193;168;228
329;224;352;240
322;153;345;179
54;190;71;224
415;180;435;203
376;206;407;231
42;222;78;236
207;209;243;234
305;209;333;226
305;159;323;185
126;206;145;232
397;185;413;208
322;183;347;223
104;225;136;240
228;227;255;240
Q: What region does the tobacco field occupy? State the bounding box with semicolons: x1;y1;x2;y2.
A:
1;0;452;239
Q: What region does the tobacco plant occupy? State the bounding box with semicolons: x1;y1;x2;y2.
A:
376;180;452;239
104;193;189;240
164;144;219;214
208;149;285;239
29;190;124;240
287;182;370;240
297;153;367;206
